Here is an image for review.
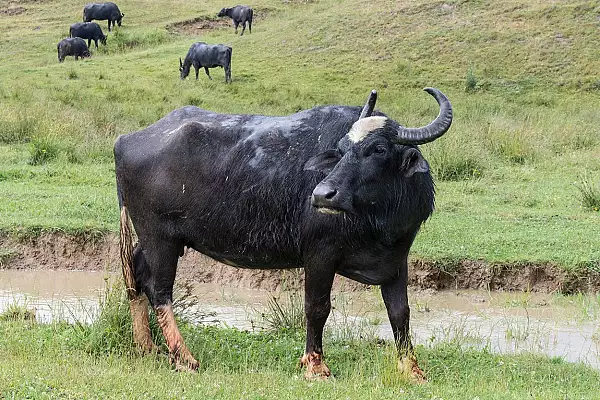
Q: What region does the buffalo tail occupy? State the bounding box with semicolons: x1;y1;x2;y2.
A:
120;206;137;300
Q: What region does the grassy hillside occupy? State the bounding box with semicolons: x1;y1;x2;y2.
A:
0;0;599;269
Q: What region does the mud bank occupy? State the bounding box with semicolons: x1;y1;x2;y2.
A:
1;233;599;293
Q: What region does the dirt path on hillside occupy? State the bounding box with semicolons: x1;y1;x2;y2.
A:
1;233;599;294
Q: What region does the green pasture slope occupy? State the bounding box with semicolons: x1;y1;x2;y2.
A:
0;0;599;269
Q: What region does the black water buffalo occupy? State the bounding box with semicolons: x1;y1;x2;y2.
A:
83;2;124;32
179;42;232;83
218;5;253;35
70;22;107;49
57;37;91;62
114;88;452;380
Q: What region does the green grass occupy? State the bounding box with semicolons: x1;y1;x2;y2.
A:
0;0;599;270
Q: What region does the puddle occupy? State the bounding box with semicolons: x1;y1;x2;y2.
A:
1;270;598;369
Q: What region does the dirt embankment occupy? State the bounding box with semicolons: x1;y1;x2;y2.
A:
1;233;599;294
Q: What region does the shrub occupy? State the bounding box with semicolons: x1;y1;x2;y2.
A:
465;67;478;93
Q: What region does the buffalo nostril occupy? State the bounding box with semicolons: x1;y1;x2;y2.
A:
324;189;337;200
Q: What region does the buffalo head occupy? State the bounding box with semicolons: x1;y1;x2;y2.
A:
179;57;190;80
305;88;452;215
217;7;229;17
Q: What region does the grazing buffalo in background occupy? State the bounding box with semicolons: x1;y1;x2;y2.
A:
114;88;452;380
218;5;253;35
179;42;232;83
83;2;124;32
57;37;91;62
70;22;107;49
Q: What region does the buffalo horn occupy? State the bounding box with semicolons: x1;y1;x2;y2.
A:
359;90;377;119
395;87;453;145
179;57;183;68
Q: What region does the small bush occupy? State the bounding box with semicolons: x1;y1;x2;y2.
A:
68;69;78;80
28;137;59;165
574;173;600;211
465;67;478;93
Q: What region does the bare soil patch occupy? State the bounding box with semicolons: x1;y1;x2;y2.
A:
0;6;25;16
1;233;599;294
167;7;277;36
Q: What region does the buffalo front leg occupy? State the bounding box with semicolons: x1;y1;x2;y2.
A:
301;267;334;379
155;302;198;371
380;258;425;383
204;67;212;80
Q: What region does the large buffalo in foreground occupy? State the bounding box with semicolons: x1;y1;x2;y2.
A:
83;2;124;32
217;5;253;36
179;42;232;83
114;88;452;381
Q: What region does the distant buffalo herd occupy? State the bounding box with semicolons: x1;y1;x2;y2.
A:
57;2;253;83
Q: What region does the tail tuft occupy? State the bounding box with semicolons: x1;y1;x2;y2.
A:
120;206;137;300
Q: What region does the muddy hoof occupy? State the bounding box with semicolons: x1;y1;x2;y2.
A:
301;352;331;380
170;354;199;372
398;355;426;383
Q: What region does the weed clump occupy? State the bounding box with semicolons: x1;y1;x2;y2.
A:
28;138;59;165
574;173;600;211
67;69;78;80
0;303;36;322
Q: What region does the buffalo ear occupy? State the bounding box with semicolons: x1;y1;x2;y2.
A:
401;148;429;177
304;150;341;173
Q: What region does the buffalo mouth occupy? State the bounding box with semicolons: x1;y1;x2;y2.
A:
313;205;344;215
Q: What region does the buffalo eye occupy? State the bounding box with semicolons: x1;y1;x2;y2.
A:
374;145;387;155
366;144;387;157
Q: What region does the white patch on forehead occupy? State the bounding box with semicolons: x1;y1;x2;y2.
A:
346;116;387;143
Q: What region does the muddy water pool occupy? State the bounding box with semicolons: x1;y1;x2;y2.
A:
1;269;598;368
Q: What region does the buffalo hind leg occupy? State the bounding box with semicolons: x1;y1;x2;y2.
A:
128;246;157;353
240;21;246;36
301;267;334;379
381;257;425;382
204;67;212;80
139;239;199;371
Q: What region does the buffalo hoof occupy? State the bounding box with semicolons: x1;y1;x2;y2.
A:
398;355;426;383
301;352;331;380
171;354;200;373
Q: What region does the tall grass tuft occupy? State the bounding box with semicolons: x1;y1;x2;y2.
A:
0;111;37;144
28;137;59;165
0;303;36;323
425;138;485;181
110;28;170;52
574;173;600;211
67;69;78;80
260;291;305;334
